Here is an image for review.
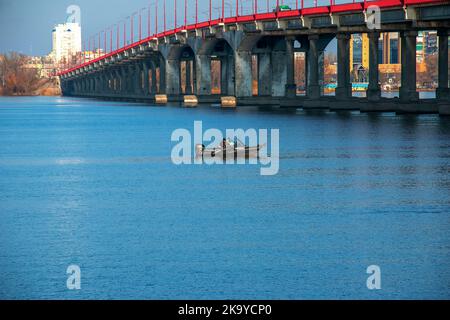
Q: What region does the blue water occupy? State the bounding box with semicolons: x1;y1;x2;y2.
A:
0;96;449;300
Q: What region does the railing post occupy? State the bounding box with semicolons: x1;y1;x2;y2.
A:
196;0;198;24
148;6;151;37
222;0;225;20
124;20;126;46
104;30;106;54
117;23;119;50
184;0;187;28
131;14;134;43
155;3;158;34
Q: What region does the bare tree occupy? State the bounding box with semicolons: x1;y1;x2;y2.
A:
0;52;53;96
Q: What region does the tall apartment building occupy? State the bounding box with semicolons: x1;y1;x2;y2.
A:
50;23;82;62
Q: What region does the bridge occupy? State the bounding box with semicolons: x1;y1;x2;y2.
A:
59;0;450;114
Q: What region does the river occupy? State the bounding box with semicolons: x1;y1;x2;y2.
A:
0;96;449;299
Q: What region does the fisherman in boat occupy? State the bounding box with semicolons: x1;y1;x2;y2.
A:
221;138;228;150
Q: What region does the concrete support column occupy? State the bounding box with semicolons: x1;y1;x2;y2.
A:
271;50;287;97
120;67;128;94
159;56;166;94
195;55;210;95
367;32;381;101
102;74;107;93
285;37;297;98
226;54;235;96
258;52;272;96
90;77;94;93
128;64;135;94
220;57;228;95
166;59;180;95
235;50;253;97
134;64;142;95
114;69;121;93
185;60;193;94
151;64;158;94
400;30;419;102
336;33;351;100
93;74;100;93
437;29;449;101
101;74;107;94
108;73;113;92
99;75;103;94
143;62;150;95
307;35;321;99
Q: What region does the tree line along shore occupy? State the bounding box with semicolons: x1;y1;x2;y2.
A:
0;52;61;96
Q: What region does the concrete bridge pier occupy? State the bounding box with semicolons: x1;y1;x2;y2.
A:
437;29;449;101
257;52;272;96
367;32;381;102
336;33;352;101
221;53;235;96
185;60;193;95
114;69;122;93
142;61;150;96
235;50;253;98
306;35;321;100
134;63;142;96
285;37;297;99
103;73;110;94
166;59;180;96
120;66;128;94
196;55;212;96
438;29;450;115
150;61;158;94
400;31;419;102
98;74;104;95
271;49;287;97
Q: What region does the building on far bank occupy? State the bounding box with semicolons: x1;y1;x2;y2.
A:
348;31;440;90
24;56;58;78
49;23;82;63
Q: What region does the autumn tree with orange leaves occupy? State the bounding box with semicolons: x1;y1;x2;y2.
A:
0;52;55;96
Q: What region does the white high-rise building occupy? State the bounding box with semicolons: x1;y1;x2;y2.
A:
51;23;81;62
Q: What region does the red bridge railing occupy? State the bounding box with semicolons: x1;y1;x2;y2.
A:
58;0;446;76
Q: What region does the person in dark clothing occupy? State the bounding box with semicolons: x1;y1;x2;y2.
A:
222;138;227;149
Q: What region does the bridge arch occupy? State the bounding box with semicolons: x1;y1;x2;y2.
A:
148;50;165;94
195;38;236;96
179;45;196;95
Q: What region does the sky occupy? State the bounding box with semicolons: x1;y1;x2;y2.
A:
0;0;337;56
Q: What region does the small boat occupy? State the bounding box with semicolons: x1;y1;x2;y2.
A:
196;138;265;159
